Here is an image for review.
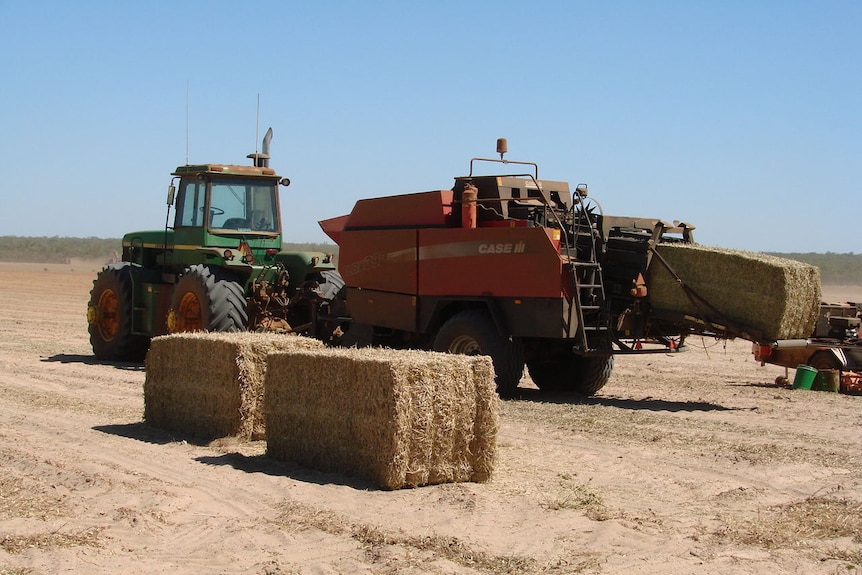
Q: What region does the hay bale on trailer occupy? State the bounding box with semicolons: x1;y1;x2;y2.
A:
649;244;821;341
265;347;498;490
144;332;324;440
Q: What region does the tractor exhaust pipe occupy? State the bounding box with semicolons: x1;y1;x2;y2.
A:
247;127;273;168
261;128;272;167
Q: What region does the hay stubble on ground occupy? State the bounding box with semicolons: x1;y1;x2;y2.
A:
0;262;861;574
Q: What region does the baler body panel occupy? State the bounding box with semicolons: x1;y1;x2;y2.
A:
417;227;563;298
345;190;454;229
326;187;577;339
345;287;417;332
338;229;418;295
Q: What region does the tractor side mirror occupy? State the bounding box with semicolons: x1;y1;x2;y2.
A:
167;184;176;206
280;178;291;187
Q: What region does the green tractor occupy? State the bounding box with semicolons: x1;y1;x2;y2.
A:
87;128;344;361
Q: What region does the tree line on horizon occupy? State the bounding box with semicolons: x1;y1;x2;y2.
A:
0;236;860;285
0;236;338;265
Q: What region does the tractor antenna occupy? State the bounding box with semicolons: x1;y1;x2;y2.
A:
254;94;260;157
247;95;271;168
185;80;190;165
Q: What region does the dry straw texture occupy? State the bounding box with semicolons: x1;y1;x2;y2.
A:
144;332;324;440
649;244;821;341
265;347;498;490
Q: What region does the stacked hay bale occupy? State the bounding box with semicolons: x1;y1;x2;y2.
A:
265;347;498;490
144;332;324;440
649;244;821;341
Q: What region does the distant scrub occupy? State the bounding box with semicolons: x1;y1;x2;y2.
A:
0;236;121;263
766;252;862;285
0;236;338;264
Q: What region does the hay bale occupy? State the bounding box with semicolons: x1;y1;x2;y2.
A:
265;347;498;489
649;244;821;341
144;332;324;440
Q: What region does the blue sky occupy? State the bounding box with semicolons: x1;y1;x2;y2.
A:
1;1;859;252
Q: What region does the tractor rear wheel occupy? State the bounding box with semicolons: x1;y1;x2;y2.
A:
527;351;614;396
87;264;149;362
433;309;524;397
168;265;247;333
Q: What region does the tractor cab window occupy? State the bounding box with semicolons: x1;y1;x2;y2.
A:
209;178;279;232
173;176;279;232
175;180;206;227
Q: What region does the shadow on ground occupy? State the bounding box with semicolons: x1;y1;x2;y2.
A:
44;353;144;371
93;422;204;446
195;452;376;489
512;386;745;412
93;422;375;489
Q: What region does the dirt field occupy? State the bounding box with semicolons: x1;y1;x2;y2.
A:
1;261;861;575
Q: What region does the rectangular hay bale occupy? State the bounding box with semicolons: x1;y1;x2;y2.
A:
144;332;324;440
649;243;821;341
264;347;498;490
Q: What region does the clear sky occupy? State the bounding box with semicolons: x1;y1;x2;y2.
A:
1;1;859;253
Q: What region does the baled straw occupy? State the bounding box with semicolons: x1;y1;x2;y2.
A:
649;244;821;341
144;332;323;440
264;347;498;489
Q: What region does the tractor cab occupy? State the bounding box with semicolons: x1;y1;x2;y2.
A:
168;164;286;267
91;127;342;362
171;166;282;235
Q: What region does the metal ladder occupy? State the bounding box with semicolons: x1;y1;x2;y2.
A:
567;201;612;352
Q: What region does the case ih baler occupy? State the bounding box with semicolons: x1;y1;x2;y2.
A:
320;140;700;396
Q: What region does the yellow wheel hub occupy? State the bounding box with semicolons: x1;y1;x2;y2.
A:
92;288;120;342
170;292;203;332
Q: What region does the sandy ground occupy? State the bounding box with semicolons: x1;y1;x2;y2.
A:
1;261;861;575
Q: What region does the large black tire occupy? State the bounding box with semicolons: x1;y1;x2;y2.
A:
87;264;150;362
527;351;614;396
168;265;247;333
575;354;614;396
432;309;524;397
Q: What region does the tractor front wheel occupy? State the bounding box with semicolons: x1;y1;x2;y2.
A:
87;264;149;362
168;265;247;333
433;309;524;397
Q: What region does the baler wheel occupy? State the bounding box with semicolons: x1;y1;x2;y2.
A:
807;350;844;371
527;352;614;396
433;309;524;397
574;354;614;396
87;264;149;362
169;265;247;333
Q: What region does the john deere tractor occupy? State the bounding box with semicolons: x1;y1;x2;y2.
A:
87;128;343;361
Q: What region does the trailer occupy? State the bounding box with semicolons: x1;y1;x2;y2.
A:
753;301;862;389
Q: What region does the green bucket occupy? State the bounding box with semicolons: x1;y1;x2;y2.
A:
814;369;841;392
793;365;818;390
